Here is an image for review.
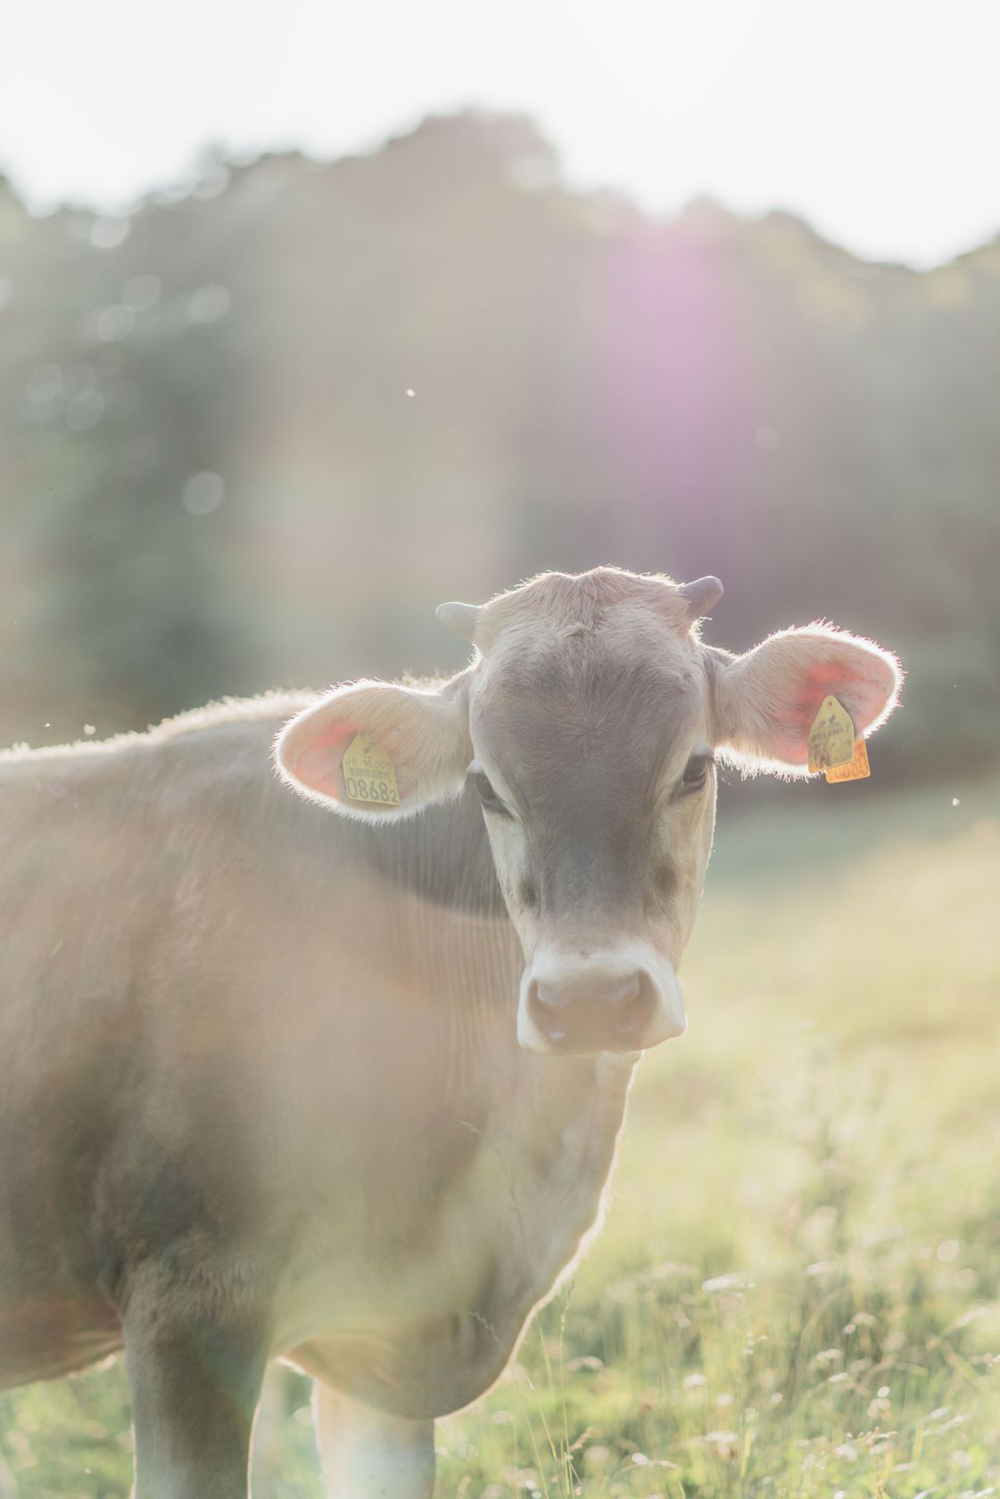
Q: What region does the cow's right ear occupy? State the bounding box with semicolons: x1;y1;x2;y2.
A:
274;676;472;821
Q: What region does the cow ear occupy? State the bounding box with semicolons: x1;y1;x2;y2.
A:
275;676;472;820
713;625;902;776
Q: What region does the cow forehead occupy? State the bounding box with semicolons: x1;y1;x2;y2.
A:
471;567;698;652
469;630;708;787
464;571;713;791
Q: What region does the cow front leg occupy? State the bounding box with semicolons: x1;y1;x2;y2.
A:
314;1383;435;1499
122;1268;271;1499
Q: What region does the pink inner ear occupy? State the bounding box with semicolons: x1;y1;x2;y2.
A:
292;718;358;799
779;658;890;763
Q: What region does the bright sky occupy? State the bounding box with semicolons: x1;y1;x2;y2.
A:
2;0;996;267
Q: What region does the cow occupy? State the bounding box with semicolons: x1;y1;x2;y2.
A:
0;567;901;1498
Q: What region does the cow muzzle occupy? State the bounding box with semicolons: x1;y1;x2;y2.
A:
517;946;687;1056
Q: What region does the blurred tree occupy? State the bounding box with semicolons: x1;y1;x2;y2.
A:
1;110;997;780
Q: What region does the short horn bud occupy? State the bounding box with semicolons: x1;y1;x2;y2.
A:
435;601;481;641
679;576;724;620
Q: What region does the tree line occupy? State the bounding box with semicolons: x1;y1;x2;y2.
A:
2;110;997;786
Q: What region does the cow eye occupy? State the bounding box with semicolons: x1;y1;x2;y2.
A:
680;752;714;791
471;769;511;817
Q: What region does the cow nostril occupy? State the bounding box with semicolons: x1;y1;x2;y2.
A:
615;974;656;1039
529;981;568;1043
607;972;641;1009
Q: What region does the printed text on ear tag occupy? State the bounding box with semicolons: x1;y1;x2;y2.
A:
341;734;400;806
807;695;856;773
824;737;871;783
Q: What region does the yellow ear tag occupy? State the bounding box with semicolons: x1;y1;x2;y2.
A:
824;736;870;783
807;695;856;774
341;734;400;807
806;695;871;783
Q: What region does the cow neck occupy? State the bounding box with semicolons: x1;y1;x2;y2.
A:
351;787;505;918
310;789;517;1092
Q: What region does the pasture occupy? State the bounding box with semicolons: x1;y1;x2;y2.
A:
2;778;997;1498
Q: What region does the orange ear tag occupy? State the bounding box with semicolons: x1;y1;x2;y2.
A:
341;734;400;807
807;695;872;782
824;737;870;783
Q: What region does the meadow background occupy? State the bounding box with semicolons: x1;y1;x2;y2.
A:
1;102;999;1499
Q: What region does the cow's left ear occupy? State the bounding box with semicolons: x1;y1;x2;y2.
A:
275;675;472;820
713;625;902;776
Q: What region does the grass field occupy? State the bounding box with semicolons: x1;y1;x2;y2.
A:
2;776;998;1498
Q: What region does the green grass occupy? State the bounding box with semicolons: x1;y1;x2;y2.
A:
2;779;999;1497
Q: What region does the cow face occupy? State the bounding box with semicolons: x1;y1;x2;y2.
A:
462;591;716;1055
275;568;901;1057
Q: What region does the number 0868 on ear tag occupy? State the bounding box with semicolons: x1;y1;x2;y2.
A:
341;734;400;806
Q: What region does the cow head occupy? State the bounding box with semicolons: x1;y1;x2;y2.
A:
275;569;901;1057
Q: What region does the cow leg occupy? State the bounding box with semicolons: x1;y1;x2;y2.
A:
122;1273;271;1499
314;1383;435;1499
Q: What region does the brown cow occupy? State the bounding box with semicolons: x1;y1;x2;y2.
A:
0;568;901;1497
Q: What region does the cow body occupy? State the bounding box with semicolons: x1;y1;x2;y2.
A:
0;568;901;1496
0;700;632;1437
